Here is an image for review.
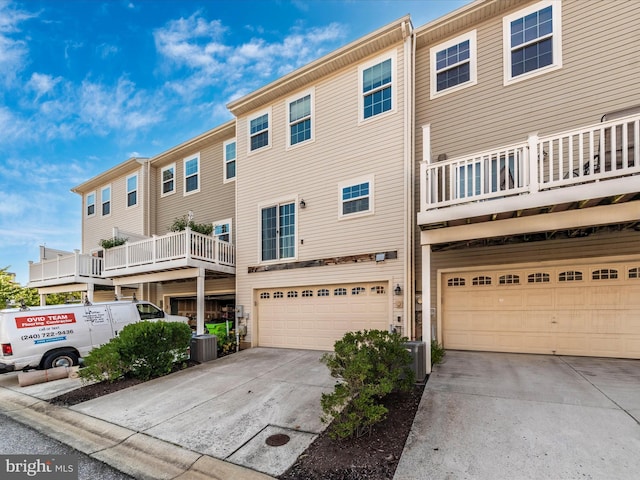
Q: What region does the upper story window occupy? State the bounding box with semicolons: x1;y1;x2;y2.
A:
184;154;200;195
360;51;395;121
224;139;236;182
503;0;562;84
287;89;314;147
430;31;477;99
161;164;175;196
249;109;270;152
101;185;111;216
86;192;96;217
261;201;295;262
214;219;232;243
126;174;138;208
339;176;374;218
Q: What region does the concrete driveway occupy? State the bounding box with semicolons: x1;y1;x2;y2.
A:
394;351;640;480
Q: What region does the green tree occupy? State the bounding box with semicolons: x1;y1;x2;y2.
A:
0;267;39;309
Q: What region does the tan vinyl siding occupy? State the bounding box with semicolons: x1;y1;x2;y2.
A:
82;165;146;254
426;229;640;316
415;0;640;164
153;136;235;240
235;45;408;343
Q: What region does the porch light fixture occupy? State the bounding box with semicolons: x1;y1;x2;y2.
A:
394;284;402;295
299;199;306;209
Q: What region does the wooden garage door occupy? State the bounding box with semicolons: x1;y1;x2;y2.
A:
257;282;389;350
442;260;640;358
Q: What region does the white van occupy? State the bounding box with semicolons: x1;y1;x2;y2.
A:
0;300;188;373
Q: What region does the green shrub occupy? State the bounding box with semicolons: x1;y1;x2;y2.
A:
320;330;414;439
169;215;213;235
116;321;192;380
431;340;445;365
79;341;126;383
98;237;128;249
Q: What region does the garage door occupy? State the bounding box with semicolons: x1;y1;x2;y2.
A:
442;259;640;358
257;282;390;350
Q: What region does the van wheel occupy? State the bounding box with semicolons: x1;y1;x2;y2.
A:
43;351;78;369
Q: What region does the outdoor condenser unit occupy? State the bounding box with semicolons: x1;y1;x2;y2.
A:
404;341;427;383
190;334;217;363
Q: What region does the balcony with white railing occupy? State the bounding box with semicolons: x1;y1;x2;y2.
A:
103;228;235;277
418;114;640;227
28;250;110;288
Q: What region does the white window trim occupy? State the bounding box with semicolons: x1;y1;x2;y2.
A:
286;87;315;150
86;191;96;218
358;50;397;124
223;139;236;183
338;175;375;219
247;107;272;155
503;0;562;86
183;153;200;196
126;173;138;209
257;196;298;264
160;163;176;197
213;218;233;243
430;30;477;99
100;184;111;217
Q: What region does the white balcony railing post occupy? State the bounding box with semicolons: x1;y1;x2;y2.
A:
528;132;539;193
421;124;432;212
185;227;192;260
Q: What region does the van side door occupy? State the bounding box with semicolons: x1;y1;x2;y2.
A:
83;305;114;347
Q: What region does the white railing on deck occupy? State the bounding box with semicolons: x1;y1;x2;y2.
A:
103;228;235;272
421;114;640;211
29;251;103;283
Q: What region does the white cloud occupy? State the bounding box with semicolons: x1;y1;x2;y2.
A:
26;72;62;100
97;42;119;59
0;0;35;85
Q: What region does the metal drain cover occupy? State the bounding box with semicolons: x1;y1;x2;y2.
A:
265;433;290;447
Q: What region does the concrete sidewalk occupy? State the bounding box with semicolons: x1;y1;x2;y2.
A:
394;351;640;480
0;348;335;479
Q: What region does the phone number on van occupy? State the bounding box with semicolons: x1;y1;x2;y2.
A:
21;330;74;341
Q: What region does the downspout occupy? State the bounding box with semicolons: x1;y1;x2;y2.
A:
402;20;415;340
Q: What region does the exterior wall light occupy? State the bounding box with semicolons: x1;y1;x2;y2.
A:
394;284;402;295
299;199;306;209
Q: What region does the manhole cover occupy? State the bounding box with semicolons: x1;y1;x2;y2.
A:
266;433;290;447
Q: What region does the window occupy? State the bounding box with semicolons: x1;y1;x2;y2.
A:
288;89;313;147
184;155;199;194
352;287;366;295
318;289;330;297
371;285;386;295
360;52;395;120
273;291;284;299
302;290;313;297
559;271;582;282
592;269;618;280
287;291;298;298
334;288;347;296
86;192;96;217
249;109;270;152
126;174;138;207
224;140;236;181
213;219;232;243
629;268;640;279
137;303;164;320
260;292;270;299
261;202;295;261
101;186;111;216
430;31;477;98
161;164;175;196
503;0;562;84
447;277;465;287
472;276;492;286
528;272;550;283
340;177;373;217
499;274;520;285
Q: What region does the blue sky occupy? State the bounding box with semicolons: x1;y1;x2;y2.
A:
0;0;470;285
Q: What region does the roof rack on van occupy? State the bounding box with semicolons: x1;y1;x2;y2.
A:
114;293;138;303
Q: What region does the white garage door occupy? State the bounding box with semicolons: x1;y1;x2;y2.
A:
257;282;390;350
442;259;640;358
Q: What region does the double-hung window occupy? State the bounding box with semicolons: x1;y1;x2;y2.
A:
224;140;236;181
86;192;95;217
503;0;562;84
184;154;200;195
339;176;374;217
161;164;175;196
261;202;295;262
360;52;395;121
101;186;111;216
249;109;270;152
213;219;232;243
430;31;477;98
126;174;138;207
287;89;313;147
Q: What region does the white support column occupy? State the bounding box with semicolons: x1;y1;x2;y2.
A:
420;124;432;211
528;132;539;193
115;285;122;300
422;243;432;374
86;283;94;303
40;293;46;307
197;267;205;335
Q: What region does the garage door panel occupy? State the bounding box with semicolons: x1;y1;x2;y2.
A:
442;258;640;359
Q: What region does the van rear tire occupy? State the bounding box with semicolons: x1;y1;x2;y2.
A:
42;350;79;370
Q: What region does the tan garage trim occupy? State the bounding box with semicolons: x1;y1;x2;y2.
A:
256;281;390;351
439;256;640;359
